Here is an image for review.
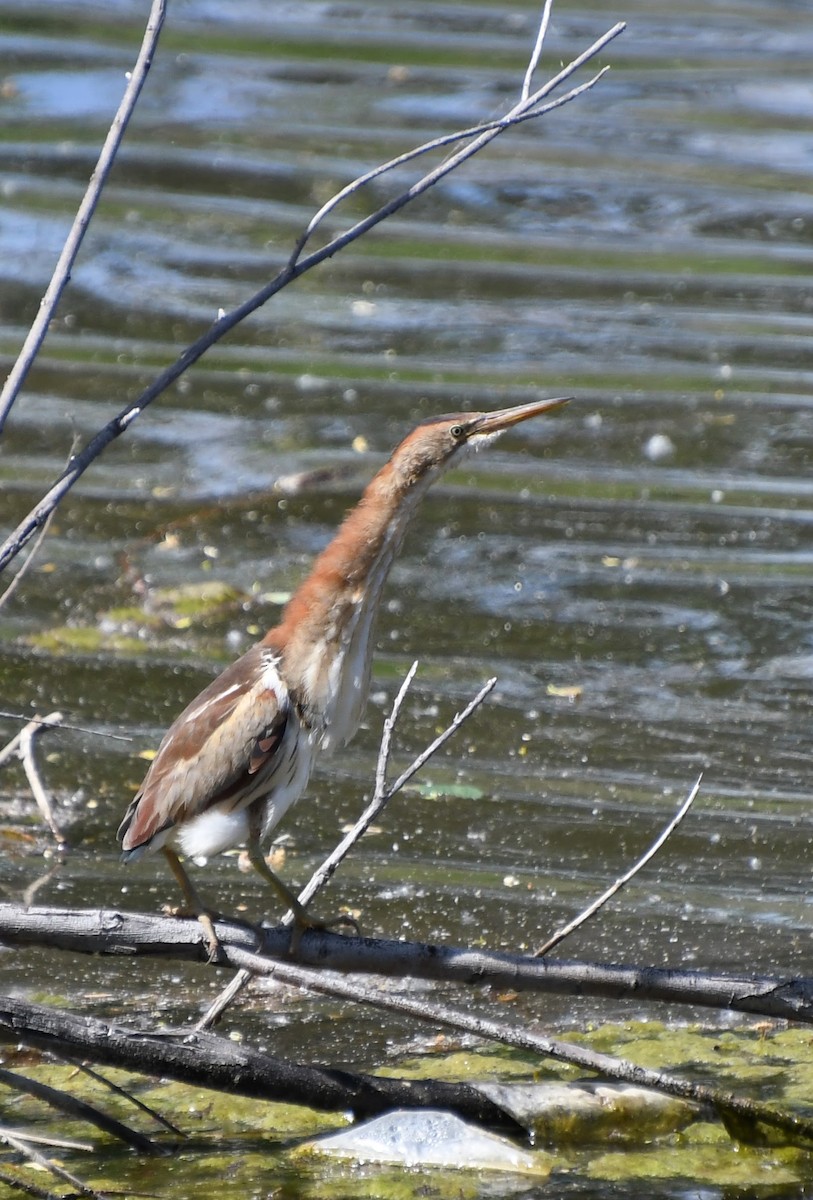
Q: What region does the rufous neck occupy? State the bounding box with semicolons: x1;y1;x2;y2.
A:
264;458;428;734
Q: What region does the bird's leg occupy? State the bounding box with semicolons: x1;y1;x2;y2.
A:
246;840;314;928
246;839;360;953
162;846;221;961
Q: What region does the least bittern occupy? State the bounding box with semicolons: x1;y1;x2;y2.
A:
118;397;568;950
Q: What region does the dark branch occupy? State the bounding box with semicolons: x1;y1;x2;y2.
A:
0;996;524;1139
0;1065;160;1156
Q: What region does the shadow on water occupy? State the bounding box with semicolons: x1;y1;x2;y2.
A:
1;0;813;1111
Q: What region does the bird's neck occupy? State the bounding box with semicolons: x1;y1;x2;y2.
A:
264;459;432;747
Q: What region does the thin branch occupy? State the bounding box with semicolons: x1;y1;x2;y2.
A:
0;715;60;772
0;1126;101;1200
21;863;64;910
522;0;555;102
0;511;54;614
534;774;703;957
64;1058;185;1137
18;716;67;847
0;712;132;743
374;660;419;799
386;676;497;799
0;18;625;576
0;439;75;613
293;662;492;915
286;62;610;272
0;0;167;435
0;1129;92;1154
0;723;30;770
193;971;247;1033
0;1065;161;1157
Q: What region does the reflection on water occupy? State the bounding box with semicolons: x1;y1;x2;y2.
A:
1;0;813;1066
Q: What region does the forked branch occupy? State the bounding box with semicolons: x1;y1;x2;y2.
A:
0;11;625;575
196;665;496;1029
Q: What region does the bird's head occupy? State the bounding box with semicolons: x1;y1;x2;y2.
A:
391;396;570;487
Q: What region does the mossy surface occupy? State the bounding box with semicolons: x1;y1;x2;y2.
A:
3;1022;813;1198
24;580;246;656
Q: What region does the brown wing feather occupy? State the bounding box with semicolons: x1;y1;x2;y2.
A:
118;644;288;854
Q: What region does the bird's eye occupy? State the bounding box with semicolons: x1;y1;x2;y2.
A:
449;424;465;441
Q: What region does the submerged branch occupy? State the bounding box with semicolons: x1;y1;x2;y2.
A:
4;929;813;1149
0;1065;160;1157
226;950;813;1149
0;996;524;1139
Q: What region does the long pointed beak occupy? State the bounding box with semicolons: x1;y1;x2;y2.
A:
469;396;571;437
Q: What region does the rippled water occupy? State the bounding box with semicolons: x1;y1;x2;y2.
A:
2;0;813;1109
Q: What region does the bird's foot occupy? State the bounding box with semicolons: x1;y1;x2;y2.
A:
197;912;222;964
322;911;362;937
162;902;224;963
286;907;362;955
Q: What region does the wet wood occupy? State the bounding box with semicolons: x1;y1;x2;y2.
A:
0;995;524;1138
2;903;812;1025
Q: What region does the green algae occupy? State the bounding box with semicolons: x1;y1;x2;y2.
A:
4;1020;813;1198
586;1137;804;1188
24;580;246;656
25;624;148;656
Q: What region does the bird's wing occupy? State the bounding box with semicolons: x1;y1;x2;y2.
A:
118;644;289;854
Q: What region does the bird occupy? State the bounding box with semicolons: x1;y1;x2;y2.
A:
118;396;569;954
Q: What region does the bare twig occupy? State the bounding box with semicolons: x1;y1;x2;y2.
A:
374;660;420;800
0;1126;101;1199
534;774;703;957
0;511;54;613
0;1129;92;1154
292;669;498;917
383;676;497;801
285;13;620;275
21;863;64;910
0;16;625;576
193;971;248;1033
18;716;67;847
0;0;167;435
522;0;555;101
64;1058;185;1137
196;667;495;1029
0;727;26;771
0;439;75;612
0;712;131;743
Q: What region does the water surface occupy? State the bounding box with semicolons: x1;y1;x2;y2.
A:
1;0;813;1165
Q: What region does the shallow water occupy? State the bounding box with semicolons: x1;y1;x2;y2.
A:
1;0;813;1143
